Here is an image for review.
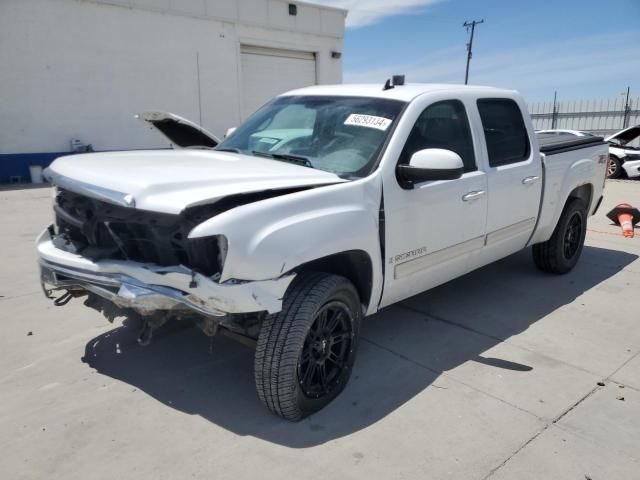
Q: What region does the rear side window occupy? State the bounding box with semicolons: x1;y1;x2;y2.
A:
477;99;530;166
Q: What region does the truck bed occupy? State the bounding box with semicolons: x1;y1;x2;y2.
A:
528;135;608;246
536;133;606;155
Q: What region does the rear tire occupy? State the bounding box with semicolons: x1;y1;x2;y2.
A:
532;198;587;274
254;272;361;421
607;155;623;179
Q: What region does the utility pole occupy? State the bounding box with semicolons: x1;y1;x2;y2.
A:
622;86;631;129
463;19;484;85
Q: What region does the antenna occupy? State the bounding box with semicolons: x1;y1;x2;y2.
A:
382;75;406;91
463;19;484;85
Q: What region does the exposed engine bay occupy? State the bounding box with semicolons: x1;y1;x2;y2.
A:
53;188;226;276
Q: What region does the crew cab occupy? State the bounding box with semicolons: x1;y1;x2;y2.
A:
38;81;608;420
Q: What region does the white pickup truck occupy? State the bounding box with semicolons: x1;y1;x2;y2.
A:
38;81;608;420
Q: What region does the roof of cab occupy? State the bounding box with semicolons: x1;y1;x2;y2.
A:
280;83;517;102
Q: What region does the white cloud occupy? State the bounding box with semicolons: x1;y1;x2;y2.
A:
343;31;640;100
311;0;443;28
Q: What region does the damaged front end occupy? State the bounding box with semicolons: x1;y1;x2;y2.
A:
38;188;295;344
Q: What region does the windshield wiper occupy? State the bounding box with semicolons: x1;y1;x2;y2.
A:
216;147;241;153
251;150;315;169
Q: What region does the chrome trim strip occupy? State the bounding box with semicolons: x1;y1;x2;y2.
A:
486;217;536;246
393;217;537;280
40;259;226;317
44;168;136;208
394;235;485;279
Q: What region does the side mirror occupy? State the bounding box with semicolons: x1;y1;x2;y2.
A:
225;127;237;139
396;148;464;189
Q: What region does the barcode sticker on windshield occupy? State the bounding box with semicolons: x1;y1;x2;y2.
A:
344;114;392;131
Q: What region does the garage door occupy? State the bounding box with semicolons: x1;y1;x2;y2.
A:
240;45;316;119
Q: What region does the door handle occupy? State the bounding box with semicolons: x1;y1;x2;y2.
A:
522;176;540;185
462;190;486;202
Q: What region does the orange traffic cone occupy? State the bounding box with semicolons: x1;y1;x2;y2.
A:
606;203;640;238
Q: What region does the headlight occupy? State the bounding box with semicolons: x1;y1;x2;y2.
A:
186;235;228;279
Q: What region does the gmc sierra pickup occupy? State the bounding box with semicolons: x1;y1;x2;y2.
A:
38;80;608;420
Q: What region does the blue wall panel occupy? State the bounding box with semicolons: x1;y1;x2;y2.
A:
0;152;68;184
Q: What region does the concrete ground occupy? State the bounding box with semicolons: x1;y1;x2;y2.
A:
1;180;639;479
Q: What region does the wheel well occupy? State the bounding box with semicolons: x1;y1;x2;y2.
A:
294;250;373;309
567;184;593;212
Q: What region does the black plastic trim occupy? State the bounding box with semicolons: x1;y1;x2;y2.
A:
592;195;604;216
537;134;606;156
396;164;464;189
376;189;386;309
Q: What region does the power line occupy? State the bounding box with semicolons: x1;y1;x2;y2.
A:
463;19;484;85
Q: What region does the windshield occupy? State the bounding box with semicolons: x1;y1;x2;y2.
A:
216;95;406;178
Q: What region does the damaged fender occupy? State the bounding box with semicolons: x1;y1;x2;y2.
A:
188;175;384;315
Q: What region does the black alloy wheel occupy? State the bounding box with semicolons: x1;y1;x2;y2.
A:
563;212;583;260
532;198;587;274
254;272;361;420
298;301;354;399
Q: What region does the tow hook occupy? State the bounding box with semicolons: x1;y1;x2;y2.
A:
53;291;74;306
41;280;55;300
52;289;87;306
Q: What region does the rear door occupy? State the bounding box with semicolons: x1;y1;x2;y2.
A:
476;98;542;260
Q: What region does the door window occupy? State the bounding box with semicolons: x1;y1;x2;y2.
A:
399;100;477;173
477;99;531;166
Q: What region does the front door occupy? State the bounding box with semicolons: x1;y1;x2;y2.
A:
381;97;488;307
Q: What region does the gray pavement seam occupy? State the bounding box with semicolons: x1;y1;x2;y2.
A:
483;385;603;479
606;349;640;380
480;424;550;480
552;385;600;425
0;291;42;301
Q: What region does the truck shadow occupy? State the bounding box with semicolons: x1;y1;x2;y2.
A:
82;245;637;448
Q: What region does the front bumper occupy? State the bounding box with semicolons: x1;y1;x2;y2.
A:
622;159;640;178
37;228;294;316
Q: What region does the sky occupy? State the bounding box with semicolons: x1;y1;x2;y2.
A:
312;0;640;102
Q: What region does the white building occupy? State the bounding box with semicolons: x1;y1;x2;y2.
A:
0;0;346;182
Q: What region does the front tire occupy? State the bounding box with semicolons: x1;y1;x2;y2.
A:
607;155;623;179
532;198;587;274
254;272;361;421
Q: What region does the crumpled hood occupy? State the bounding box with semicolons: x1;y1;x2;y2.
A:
45;150;345;214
